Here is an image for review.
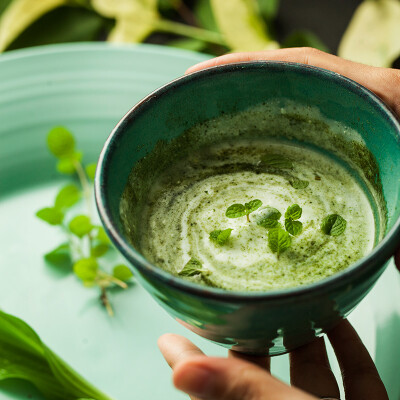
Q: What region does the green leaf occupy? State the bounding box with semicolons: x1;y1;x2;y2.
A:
44;243;71;268
210;0;278;51
95;226;111;244
113;264;133;281
0;0;68;51
256;0;279;21
285;219;303;236
285;204;302;220
73;258;98;282
321;214;347;236
258;219;280;229
179;258;204;277
47;126;75;158
54;184;80;209
56;157;76;174
168;37;207;52
85;163;97;181
257;207;282;229
90;243;109;258
195;0;219;32
262;153;293;169
69;215;92;238
0;310;113;400
268;228;291;255
92;0;158;43
282;30;329;52
209;228;232;245
226;203;246;218
338;0;400;67
244;199;262;214
289;178;309;190
36;207;64;225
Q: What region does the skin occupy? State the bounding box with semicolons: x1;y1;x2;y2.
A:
158;48;400;399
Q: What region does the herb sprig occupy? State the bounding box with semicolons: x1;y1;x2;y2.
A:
321;214;347;236
36;127;133;316
209;228;232;245
226;199;262;222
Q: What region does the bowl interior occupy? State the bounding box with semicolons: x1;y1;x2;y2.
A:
98;62;400;292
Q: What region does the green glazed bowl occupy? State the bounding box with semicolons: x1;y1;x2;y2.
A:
95;62;400;355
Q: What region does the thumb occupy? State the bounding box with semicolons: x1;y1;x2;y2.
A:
173;355;315;400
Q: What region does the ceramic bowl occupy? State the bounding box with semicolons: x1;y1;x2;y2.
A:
95;62;400;355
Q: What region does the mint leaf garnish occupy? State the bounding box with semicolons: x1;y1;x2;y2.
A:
68;215;93;238
284;219;303;236
289;178;309;189
209;228;232;245
321;214;347;236
261;153;293;169
257;206;282;229
36;207;64;225
179;258;204;277
268;228;291;257
54;184;81;210
47;126;75;158
226;199;263;222
285;204;302;220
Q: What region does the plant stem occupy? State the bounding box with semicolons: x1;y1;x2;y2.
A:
154;19;225;46
74;161;93;219
100;287;114;317
247;214;250;223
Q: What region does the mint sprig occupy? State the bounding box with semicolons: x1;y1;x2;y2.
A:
261;153;293;169
284;204;303;236
210;228;232;245
321;214;347;236
257;206;282;229
289;178;309;189
179;258;205;277
226;199;262;222
36;127;133;316
268;228;291;258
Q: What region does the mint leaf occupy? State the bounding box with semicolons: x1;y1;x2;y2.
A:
244;199;262;213
179;258;204;277
36;207;64;225
289;178;309;189
90;244;109;258
73;258;98;282
47;126;75;158
285;219;303;236
262;153;293;169
85;163;97;181
209;228;232;245
256;206;282;229
44;243;71;268
55;184;80;209
226;204;246;218
285;204;302;220
69;215;92;238
113;265;133;281
56;158;76;174
321;214;347;236
258;219;281;229
268;228;292;256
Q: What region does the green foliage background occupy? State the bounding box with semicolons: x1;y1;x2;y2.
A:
0;0;399;67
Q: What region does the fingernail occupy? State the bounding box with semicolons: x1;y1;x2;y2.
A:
175;365;215;397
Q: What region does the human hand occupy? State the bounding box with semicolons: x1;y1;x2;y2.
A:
186;47;400;271
158;319;388;399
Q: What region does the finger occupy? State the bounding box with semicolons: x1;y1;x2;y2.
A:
290;337;340;399
185;48;400;116
328;319;388;400
173;355;316;400
158;333;204;369
228;350;270;371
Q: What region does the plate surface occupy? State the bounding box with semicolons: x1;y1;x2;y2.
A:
0;43;400;400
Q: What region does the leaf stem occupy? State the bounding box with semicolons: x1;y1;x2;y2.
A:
154;19;225;45
247;214;250;223
73;160;92;219
100;287;114;317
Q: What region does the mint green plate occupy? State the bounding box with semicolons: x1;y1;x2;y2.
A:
0;43;399;399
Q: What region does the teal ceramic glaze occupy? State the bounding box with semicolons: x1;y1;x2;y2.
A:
95;62;400;355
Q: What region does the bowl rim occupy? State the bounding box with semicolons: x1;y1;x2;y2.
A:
95;60;400;302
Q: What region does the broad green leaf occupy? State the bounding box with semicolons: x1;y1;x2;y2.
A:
92;0;158;43
69;215;92;238
268;228;291;255
282;30;329;53
85;163;97;181
36;207;64;225
210;0;278;51
47;126;75;158
55;184;80;209
257;207;282;229
284;219;303;236
73;258;98;281
195;0;219;32
244;199;262;214
262;153;293;169
338;0;400;67
289;178;309;190
321;214;347;236
0;0;68;51
226;203;246;218
90;243;109;258
44;243;71;268
209;228;232;245
285;204;302;220
179;258;203;277
113;264;133;281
